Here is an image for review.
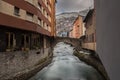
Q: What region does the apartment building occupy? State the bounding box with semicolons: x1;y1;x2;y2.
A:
0;0;56;52
69;15;84;38
82;9;96;51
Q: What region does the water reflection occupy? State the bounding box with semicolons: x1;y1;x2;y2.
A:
29;42;105;80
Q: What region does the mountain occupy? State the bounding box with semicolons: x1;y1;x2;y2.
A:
56;9;89;37
56;12;79;19
56;12;78;35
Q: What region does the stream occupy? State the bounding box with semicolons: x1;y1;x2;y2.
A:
29;42;105;80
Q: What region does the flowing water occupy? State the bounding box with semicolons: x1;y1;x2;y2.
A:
29;42;105;80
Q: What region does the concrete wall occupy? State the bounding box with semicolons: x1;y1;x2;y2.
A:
96;0;120;80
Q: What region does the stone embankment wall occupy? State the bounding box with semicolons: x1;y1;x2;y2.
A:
0;48;53;80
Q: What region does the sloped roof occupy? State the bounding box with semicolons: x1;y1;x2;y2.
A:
73;15;85;25
83;9;94;22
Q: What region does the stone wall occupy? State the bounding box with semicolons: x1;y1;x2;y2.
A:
0;48;51;79
53;37;81;49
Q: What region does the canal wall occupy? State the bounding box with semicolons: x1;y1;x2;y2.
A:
73;49;110;80
0;48;53;80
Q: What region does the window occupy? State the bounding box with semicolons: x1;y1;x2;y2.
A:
47;25;49;30
43;22;46;28
41;20;43;27
44;37;47;48
21;34;30;48
26;12;33;22
6;32;16;49
14;7;20;16
31;34;40;49
21;35;24;46
47;13;48;16
44;22;47;29
38;3;42;10
47;2;49;6
43;9;46;14
38;18;41;26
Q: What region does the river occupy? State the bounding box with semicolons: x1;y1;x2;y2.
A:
29;42;105;80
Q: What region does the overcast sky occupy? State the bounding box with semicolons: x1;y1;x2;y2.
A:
56;0;94;14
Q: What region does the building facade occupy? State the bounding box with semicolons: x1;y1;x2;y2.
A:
96;0;120;79
0;0;56;52
82;9;96;51
69;16;84;38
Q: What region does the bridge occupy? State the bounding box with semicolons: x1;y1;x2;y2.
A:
52;37;81;49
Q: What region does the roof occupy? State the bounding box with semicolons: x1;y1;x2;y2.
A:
73;15;84;25
83;9;94;22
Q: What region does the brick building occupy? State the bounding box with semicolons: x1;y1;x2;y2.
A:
69;15;84;38
82;9;96;51
0;0;56;52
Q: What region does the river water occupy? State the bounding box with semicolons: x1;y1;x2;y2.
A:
29;42;105;80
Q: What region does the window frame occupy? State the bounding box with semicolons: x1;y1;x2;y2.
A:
14;6;20;16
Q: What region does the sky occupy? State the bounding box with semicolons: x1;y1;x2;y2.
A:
56;0;94;15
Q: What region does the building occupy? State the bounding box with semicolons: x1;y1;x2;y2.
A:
51;0;56;36
82;9;96;51
0;0;56;52
69;15;84;38
96;0;120;80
